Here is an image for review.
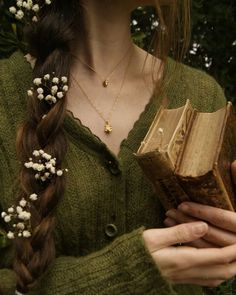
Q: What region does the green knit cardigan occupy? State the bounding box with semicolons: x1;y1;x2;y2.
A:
0;51;229;295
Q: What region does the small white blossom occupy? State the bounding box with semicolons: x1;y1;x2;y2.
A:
1;212;7;218
23;230;31;238
57;92;64;99
27;89;34;97
51;96;57;104
51;85;58;94
9;6;17;14
32;16;38;22
18;211;31;221
29;193;38;201
38;94;44;100
19;199;27;207
52;77;59;84
63;85;69;92
15;10;24;19
16;206;23;214
4;215;11;223
33;78;42;86
7;232;15;239
32;4;39;12
44;74;50;80
61;76;68;83
17;222;25;230
45;0;51;4
33;150;40;157
37;88;44;94
56;170;63;176
7;207;14;213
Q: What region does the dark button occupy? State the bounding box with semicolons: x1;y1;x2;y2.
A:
104;159;121;175
105;224;118;238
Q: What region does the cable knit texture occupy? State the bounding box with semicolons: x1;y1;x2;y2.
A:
0;51;227;295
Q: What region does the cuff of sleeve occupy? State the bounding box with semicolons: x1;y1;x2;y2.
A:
118;227;177;295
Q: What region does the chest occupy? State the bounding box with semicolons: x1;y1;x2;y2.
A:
66;82;153;156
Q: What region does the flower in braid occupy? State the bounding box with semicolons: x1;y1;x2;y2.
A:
11;1;82;293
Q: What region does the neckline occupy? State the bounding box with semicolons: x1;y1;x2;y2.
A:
64;92;156;159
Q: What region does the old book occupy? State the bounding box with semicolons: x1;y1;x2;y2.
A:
135;100;236;211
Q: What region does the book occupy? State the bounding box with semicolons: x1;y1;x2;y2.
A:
135;99;236;211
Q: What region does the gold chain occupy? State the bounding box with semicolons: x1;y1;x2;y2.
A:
72;43;133;88
71;47;134;134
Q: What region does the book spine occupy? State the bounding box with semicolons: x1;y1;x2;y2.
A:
177;170;234;211
135;151;190;210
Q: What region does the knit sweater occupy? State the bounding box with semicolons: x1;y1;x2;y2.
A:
0;51;227;295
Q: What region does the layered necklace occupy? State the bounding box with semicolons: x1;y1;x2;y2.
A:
71;45;134;134
72;44;132;88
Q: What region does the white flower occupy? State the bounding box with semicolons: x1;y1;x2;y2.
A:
45;94;52;101
17;222;25;230
18;211;31;221
33;150;40;157
15;10;24;19
38;94;44;100
37;88;44;94
16;0;23;7
19;199;27;207
44;74;50;80
4;215;11;223
18;233;22;237
24;161;33;168
29;193;38;201
45;0;52;4
27;89;34;97
63;85;69;92
32;4;39;12
57;92;64;99
52;77;59;84
7;207;14;213
56;170;63;176
32;16;38;22
51;96;57;104
33;78;42;86
51;85;58;94
9;6;17;14
35;173;40;179
16;206;23;214
50;159;56;166
7;231;15;239
1;212;7;218
39;150;44;155
23;230;31;238
61;76;68;83
42;153;52;160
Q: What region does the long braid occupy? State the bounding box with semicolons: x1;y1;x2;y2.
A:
14;2;82;293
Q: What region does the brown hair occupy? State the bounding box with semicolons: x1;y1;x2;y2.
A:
13;0;190;293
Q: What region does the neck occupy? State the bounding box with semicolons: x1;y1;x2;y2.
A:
74;1;135;74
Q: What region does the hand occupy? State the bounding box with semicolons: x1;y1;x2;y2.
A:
143;222;236;287
163;161;236;248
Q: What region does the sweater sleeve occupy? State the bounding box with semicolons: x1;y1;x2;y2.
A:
0;228;178;295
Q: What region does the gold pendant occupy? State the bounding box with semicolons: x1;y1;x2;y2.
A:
104;121;112;134
103;80;109;87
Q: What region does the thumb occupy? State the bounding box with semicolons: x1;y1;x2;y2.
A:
144;222;208;252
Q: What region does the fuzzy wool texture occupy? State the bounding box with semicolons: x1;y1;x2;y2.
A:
0;51;228;295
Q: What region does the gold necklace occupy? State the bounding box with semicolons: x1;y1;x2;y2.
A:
72;44;132;88
71;48;133;134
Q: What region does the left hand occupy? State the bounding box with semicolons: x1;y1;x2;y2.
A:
163;161;236;248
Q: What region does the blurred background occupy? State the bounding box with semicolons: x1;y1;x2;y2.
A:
0;0;235;103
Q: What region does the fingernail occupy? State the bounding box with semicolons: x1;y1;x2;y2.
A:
166;209;176;218
193;223;207;234
178;203;189;211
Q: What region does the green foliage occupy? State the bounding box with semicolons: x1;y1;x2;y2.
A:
0;0;235;102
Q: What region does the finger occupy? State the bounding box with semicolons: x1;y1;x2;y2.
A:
171;261;236;282
163;217;177;227
172;278;224;287
166;208;236;246
178;202;236;232
153;243;236;270
164;216;216;248
231;160;236;186
144;222;208;251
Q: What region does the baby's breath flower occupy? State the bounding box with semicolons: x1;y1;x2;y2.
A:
29;193;38;201
7;232;15;239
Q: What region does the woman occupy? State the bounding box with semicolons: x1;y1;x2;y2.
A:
0;0;236;294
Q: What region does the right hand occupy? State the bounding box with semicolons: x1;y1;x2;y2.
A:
143;222;236;287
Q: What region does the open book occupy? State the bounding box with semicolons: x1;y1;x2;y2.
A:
135;100;236;211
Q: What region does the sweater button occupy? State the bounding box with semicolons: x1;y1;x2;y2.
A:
105;159;121;175
105;224;118;238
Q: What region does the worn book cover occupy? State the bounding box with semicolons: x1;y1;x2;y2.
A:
135;100;236;211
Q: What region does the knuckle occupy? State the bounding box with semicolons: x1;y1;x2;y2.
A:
224;266;235;280
176;224;190;242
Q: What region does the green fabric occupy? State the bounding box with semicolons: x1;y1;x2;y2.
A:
0;51;228;294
